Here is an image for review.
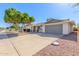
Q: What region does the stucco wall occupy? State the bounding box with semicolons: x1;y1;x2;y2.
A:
69;23;73;33
41;25;45;32
63;22;73;35
32;22;73;35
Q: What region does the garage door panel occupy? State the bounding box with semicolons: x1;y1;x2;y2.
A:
45;24;62;34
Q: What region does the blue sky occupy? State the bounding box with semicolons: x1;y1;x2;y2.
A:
0;3;79;27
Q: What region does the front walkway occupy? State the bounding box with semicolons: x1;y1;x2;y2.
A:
0;33;60;56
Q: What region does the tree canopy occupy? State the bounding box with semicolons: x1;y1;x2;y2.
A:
4;8;35;30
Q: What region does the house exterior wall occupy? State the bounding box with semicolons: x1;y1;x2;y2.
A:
41;25;45;33
62;23;73;35
31;22;73;35
68;23;73;33
31;26;34;32
63;23;69;35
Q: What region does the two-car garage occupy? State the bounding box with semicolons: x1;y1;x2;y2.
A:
45;24;63;35
42;21;74;35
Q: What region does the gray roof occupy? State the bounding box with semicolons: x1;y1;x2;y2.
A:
33;18;75;26
45;18;69;24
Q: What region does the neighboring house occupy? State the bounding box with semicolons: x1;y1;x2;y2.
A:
27;18;75;35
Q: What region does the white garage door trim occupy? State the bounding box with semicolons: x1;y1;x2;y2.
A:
41;22;72;35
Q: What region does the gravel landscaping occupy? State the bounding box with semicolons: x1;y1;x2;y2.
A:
34;32;78;56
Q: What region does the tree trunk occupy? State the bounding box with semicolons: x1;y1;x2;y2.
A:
14;23;19;31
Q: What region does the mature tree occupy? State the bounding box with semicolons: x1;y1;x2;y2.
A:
28;16;35;24
21;13;29;26
4;8;21;30
10;24;17;29
4;8;35;31
20;13;35;31
20;13;35;25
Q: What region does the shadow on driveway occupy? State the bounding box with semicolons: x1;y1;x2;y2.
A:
0;32;77;42
0;32;18;39
30;32;77;42
29;32;62;38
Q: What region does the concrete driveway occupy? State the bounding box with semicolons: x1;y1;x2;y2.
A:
0;33;60;56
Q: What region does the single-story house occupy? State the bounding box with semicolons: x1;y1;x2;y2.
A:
27;18;75;35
